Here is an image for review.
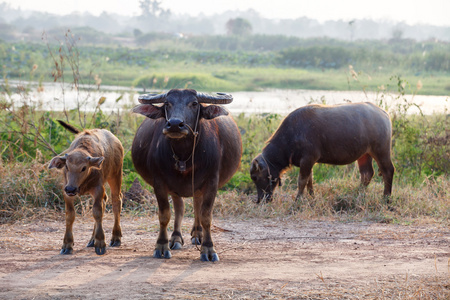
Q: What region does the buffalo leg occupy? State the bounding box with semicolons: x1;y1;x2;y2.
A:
91;186;107;255
87;193;107;248
61;195;76;255
198;184;219;262
191;193;203;245
296;158;315;199
153;185;172;259
375;157;395;198
108;174;123;247
170;194;184;250
357;154;374;187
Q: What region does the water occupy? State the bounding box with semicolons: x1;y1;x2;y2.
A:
5;81;449;115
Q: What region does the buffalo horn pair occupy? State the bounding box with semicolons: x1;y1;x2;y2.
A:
138;91;233;104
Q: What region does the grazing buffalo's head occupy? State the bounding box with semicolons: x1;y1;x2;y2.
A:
132;89;232;139
49;150;104;197
250;154;282;203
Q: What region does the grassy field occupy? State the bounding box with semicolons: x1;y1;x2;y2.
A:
0;79;448;224
0;35;449;225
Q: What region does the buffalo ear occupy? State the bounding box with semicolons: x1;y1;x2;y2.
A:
202;105;229;119
88;156;104;169
250;158;261;172
132;104;164;119
49;156;66;169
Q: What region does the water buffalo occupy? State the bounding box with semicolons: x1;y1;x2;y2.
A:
132;89;242;262
250;102;394;203
49;120;124;255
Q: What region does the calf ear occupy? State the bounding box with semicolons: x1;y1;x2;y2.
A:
88;156;105;169
48;156;66;169
132;104;164;119
202;105;229;119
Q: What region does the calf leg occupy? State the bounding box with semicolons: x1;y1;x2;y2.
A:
61;195;76;254
170;194;184;250
87;193;107;248
91;186;107;255
153;185;172;259
108;174;123;247
357;154;374;187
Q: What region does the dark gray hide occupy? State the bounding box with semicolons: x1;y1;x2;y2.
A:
250;102;394;203
132;89;242;261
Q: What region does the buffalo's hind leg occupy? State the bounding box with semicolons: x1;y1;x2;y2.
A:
90;187;107;255
87;193;107;248
153;184;172;259
191;193;203;246
169;194;184;250
357;154;374;187
108;173;123;247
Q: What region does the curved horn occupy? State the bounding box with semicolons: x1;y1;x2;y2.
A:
196;92;233;104
138;92;167;104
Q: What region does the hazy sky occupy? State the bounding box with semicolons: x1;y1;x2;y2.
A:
4;0;450;26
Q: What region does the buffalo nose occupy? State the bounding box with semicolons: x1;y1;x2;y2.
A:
166;118;185;130
64;186;78;195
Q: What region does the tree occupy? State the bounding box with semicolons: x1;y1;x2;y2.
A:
139;0;170;19
226;18;252;36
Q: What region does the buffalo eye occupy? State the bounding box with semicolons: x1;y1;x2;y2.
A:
192;101;198;107
81;166;86;172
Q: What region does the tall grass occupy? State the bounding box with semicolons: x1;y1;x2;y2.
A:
0;32;448;224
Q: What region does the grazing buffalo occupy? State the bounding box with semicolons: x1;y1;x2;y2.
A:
49;120;124;255
132;89;242;262
250;102;394;203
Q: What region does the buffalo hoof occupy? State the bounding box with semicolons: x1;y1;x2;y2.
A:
153;249;172;259
60;248;73;255
86;240;95;248
170;241;182;250
191;237;201;245
110;240;121;247
200;253;219;262
95;247;106;255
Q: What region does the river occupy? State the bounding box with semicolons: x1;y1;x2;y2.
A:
4;81;449;115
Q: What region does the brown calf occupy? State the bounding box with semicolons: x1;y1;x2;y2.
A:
49;121;124;255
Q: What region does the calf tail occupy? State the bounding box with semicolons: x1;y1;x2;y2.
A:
57;120;80;134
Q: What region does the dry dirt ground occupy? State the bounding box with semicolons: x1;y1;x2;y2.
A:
0;214;449;299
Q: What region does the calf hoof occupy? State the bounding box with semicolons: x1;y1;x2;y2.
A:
110;240;121;247
153;249;172;259
170;241;182;250
86;240;95;248
60;248;73;255
191;237;201;245
95;246;106;255
200;253;219;262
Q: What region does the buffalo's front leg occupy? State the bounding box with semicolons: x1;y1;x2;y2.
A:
169;194;184;250
91;187;107;255
153;186;171;259
296;158;315;200
197;185;219;262
61;195;76;254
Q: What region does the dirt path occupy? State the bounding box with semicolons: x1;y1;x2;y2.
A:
1;215;449;299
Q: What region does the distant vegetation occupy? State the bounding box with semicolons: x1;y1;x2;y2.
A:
0;31;449;95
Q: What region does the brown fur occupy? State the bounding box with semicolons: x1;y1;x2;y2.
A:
251;102;395;203
49;122;124;255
